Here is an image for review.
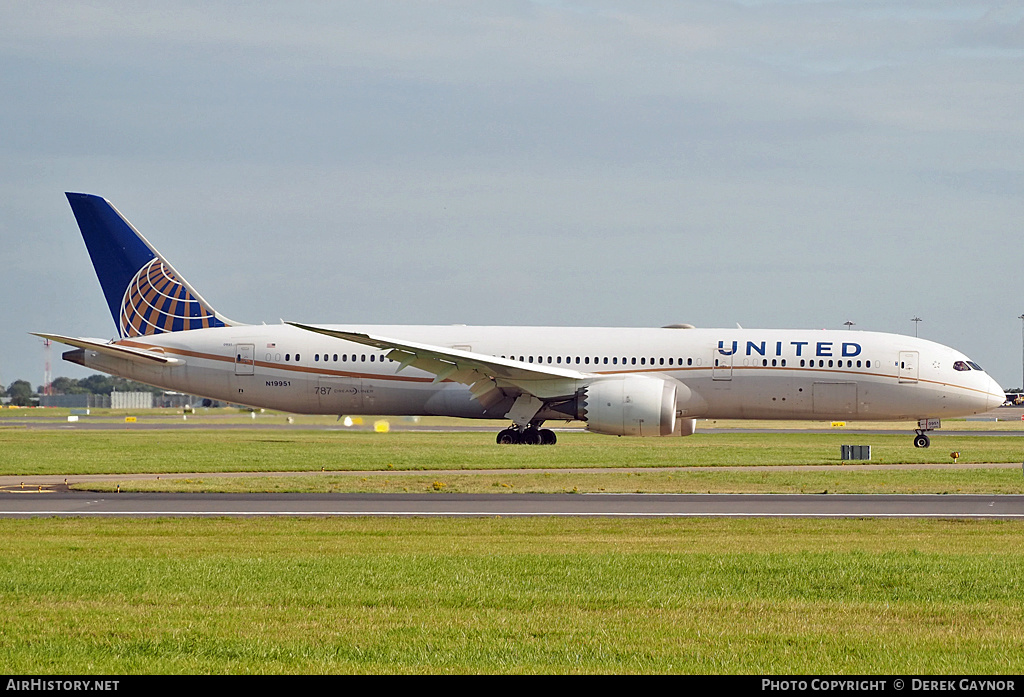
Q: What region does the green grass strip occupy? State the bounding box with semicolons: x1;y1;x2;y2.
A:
3;430;1024;476
2;517;1023;674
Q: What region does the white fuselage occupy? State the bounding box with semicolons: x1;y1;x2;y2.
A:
74;324;1004;424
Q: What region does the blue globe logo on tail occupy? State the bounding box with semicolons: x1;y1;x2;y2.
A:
120;258;225;337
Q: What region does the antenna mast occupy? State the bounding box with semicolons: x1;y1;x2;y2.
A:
42;338;52;396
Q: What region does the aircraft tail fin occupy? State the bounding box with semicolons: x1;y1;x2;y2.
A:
65;193;234;338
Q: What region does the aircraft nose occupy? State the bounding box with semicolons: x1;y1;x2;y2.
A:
986;375;1006;410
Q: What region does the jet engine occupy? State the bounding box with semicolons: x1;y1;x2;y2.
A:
581;376;679;437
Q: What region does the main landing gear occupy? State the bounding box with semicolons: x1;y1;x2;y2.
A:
496;425;557;445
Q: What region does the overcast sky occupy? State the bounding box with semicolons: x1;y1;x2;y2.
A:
3;1;1023;390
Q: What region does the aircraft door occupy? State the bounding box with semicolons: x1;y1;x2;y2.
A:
898;351;919;384
712;345;733;381
234;344;255;375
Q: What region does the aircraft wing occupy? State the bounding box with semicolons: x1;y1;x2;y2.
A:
31;333;183;365
286;322;590;405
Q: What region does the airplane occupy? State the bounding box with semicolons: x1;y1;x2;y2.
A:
36;192;1005;448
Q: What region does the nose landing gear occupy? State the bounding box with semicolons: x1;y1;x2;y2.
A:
913;418;939;448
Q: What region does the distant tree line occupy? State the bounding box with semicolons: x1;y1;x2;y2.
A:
3;375;164;406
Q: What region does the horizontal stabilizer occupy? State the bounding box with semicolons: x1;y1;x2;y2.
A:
31;333;182;365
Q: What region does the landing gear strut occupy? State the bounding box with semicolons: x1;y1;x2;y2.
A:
496;424;557;445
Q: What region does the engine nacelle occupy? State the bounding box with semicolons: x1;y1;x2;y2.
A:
582;376;678;437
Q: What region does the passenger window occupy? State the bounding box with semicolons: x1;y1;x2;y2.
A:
285;354;290;361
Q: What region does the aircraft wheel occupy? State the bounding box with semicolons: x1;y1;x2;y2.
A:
539;429;557;445
520;428;541;445
496;429;520;445
914;433;930;448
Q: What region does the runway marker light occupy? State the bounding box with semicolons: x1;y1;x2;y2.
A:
125;416;136;424
950;452;960;463
374;420;390;433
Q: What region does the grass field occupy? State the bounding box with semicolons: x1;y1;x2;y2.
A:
2;428;1023;495
5;405;1024;430
3;429;1024;474
2;517;1023;674
4;421;1024;673
76;466;1024;495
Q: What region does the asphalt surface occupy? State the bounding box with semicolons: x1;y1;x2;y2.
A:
2;490;1024;519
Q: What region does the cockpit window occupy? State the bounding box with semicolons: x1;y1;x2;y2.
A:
967;361;984;371
953;361;971;371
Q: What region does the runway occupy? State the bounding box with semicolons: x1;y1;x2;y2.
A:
3;491;1024;518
